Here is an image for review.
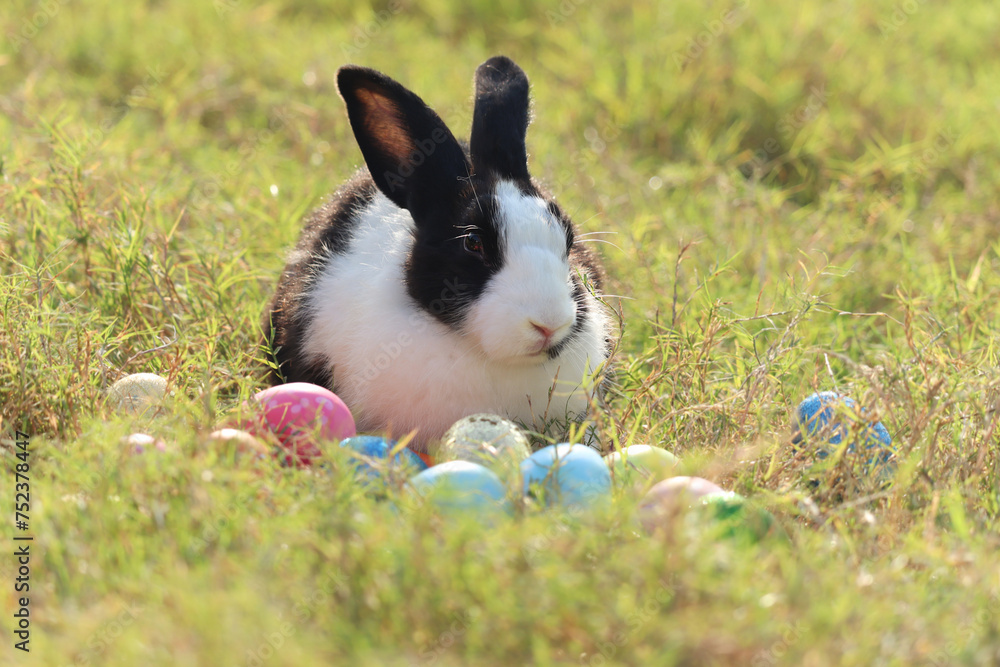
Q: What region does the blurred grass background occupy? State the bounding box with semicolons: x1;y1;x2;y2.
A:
4;0;1000;664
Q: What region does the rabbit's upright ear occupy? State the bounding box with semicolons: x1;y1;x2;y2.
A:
470;56;531;180
337;66;469;212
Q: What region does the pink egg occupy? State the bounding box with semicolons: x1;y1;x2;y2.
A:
638;476;726;534
121;433;168;455
247;383;356;467
644;476;725;502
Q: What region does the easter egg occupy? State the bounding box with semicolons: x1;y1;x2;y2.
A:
643;475;724;502
208;428;271;460
437;414;531;480
108;373;167;416
248;383;356;466
639;478;779;542
793;391;894;474
521;443;611;510
407;460;511;517
121;432;168;455
696;492;779;543
638;475;725;532
340;435;428;481
605;445;680;488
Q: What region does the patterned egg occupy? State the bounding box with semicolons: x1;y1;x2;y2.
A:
793;391;894;476
521;443;611;510
697;492;779;543
436;413;531;480
794;392;891;448
248;383;356;467
340;435;428;481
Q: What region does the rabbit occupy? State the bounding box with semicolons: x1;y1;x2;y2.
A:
262;55;615;452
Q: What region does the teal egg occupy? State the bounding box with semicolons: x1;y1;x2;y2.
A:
407;461;512;517
340;436;428;482
521;443;611;509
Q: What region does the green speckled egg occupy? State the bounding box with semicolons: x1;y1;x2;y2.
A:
436;414;531;479
696;492;781;544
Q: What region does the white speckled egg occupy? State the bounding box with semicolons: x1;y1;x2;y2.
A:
437;413;531;480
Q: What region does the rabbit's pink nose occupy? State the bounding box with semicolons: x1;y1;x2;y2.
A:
531;322;557;343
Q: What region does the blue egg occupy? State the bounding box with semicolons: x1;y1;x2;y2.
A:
521;443;612;509
340;436;428;481
407;460;511;516
793;392;894;473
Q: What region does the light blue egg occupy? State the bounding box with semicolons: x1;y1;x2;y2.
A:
521;443;612;509
794;392;894;474
407;460;511;516
340;436;428;481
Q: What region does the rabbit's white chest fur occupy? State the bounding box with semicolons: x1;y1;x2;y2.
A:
301;190;608;450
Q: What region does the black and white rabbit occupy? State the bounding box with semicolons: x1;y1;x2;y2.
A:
263;56;614;451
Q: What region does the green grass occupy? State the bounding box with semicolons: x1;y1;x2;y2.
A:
4;0;1000;664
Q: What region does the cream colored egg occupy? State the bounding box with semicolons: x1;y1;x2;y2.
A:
107;373;167;416
605;445;680;489
208;428;271;460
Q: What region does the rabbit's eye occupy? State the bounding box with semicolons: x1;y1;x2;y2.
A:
464;232;485;257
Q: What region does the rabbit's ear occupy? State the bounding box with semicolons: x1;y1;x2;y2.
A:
470;56;531;180
337;66;469;212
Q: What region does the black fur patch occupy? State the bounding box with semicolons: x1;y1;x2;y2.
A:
470;56;530;181
261;172;376;385
549;207;606;360
547;271;590;360
337;65;470;216
404;178;505;327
